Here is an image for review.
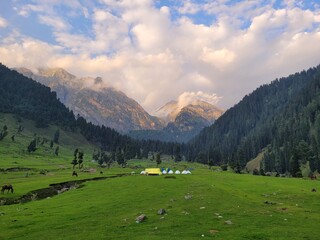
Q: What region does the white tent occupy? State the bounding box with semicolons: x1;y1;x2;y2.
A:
182;170;187;174
186;170;191;174
175;170;181;174
140;171;146;175
162;170;167;174
168;170;174;174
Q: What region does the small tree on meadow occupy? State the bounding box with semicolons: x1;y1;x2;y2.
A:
71;159;78;169
53;129;60;144
116;148;125;167
156;152;161;166
55;146;59;156
27;139;37;153
208;158;214;169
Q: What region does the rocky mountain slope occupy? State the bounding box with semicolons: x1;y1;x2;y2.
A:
129;100;224;143
15;67;163;133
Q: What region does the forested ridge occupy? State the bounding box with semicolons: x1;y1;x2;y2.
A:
0;63;180;160
188;65;320;175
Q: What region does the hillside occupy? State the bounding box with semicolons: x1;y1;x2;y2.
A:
188;65;320;175
0;64;176;160
0;113;96;169
15;67;163;133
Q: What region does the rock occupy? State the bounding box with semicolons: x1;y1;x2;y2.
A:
184;194;192;200
182;211;190;215
225;220;233;225
264;200;276;205
136;214;147;223
158;209;166;215
209;230;219;235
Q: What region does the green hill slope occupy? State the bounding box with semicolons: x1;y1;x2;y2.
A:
0;113;96;169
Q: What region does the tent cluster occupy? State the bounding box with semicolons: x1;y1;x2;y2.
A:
140;168;192;175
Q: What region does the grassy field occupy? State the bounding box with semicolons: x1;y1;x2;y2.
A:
1;113;320;239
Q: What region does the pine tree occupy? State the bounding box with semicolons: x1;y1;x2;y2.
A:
27;139;37;153
156;152;161;166
53;129;60;144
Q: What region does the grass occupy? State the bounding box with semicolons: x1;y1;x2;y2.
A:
1;113;320;239
1;172;320;239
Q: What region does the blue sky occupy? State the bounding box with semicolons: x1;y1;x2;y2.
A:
1;0;320;113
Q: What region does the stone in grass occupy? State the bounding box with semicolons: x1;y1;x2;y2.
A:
136;214;147;223
225;220;233;225
209;230;219;235
158;209;166;215
184;194;192;200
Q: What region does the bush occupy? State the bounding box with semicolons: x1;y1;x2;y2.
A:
253;169;260;175
221;164;228;171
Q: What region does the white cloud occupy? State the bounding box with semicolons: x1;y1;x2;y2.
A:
39;15;70;31
178;1;202;14
0;16;7;28
0;36;61;72
1;1;320;113
200;47;236;70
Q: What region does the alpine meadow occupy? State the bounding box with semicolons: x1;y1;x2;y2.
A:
1;1;320;240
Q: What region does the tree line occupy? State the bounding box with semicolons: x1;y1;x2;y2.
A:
187;65;320;176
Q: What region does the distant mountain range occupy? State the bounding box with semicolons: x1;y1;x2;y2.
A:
15;67;163;133
16;67;223;142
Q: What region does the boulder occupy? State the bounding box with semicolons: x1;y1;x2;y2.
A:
225;220;233;225
136;214;147;223
158;209;166;215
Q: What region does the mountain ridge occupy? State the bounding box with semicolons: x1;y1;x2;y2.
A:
15;67;164;133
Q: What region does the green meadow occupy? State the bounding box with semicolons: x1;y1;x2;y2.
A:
1;113;320;239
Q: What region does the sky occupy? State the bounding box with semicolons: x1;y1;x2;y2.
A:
1;0;320;114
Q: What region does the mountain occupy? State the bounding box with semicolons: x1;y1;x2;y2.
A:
15;67;163;133
188;65;320;176
129;100;223;143
156;100;223;125
0;63;126;147
0;63;176;158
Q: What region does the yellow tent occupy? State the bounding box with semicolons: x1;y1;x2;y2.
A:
145;168;162;176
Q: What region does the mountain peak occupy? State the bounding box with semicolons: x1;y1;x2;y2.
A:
38;67;76;80
156;99;223;124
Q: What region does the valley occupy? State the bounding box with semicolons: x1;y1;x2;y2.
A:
0;95;320;239
1;1;320;239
